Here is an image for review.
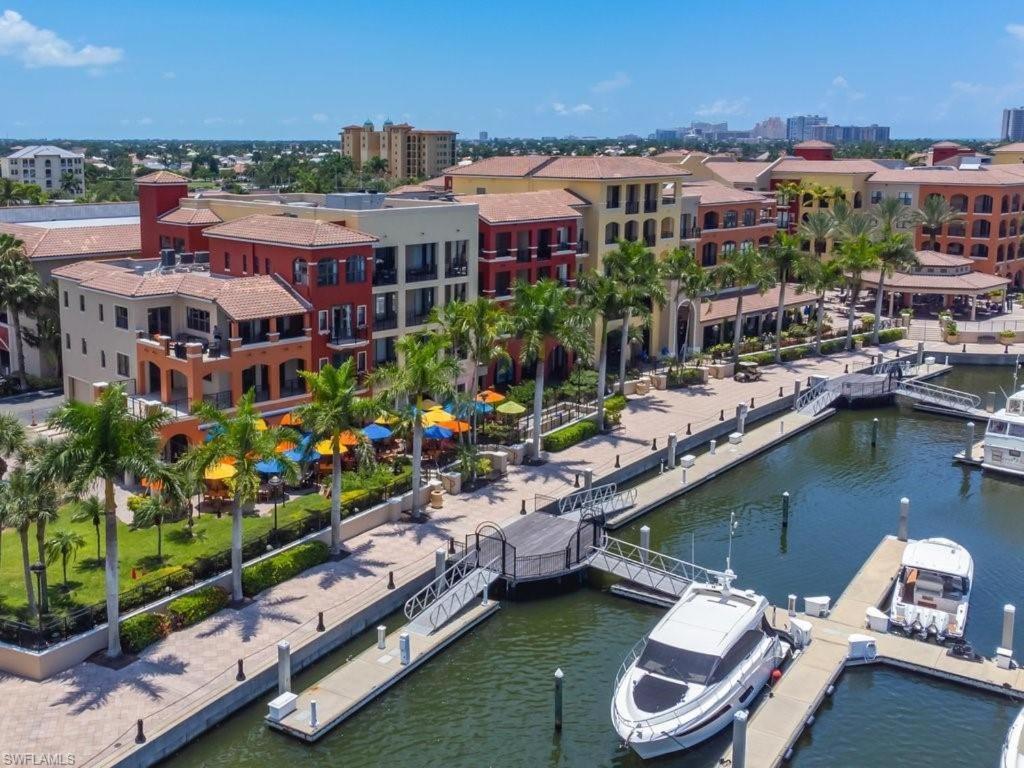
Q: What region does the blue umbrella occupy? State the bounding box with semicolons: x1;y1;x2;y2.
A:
255;458;284;474
444;401;493;417
423;425;453;440
362;423;392;441
203;423;225;442
284;446;320;463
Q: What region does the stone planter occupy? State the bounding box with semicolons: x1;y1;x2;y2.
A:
440;471;462;495
708;361;735;379
622;379;638;396
507;442;527;465
480;449;509;477
651;373;668;390
854;338;864;350
429;489;444;509
635;380;650;395
945;333;959;345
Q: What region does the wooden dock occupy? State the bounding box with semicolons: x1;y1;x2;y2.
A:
718;536;1024;768
267;600;499;741
955;438;985;467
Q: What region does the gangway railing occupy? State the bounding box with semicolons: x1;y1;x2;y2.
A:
589;536;725;597
404;548;487;622
794;380;839;415
557;483;637;517
894;379;982;412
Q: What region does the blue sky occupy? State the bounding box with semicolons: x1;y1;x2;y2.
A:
2;1;1024;141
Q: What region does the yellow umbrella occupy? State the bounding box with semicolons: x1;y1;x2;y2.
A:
422;409;454;425
254;418;268;431
438;419;470;434
375;412;400;425
315;439;349;455
496;401;526;415
204;462;237;481
476;389;505;404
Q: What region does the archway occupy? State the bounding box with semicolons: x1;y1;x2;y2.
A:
162;433;190;462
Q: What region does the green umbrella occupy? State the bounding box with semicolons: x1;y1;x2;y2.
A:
495;400;526;415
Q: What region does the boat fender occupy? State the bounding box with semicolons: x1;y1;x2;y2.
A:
770;669;782;687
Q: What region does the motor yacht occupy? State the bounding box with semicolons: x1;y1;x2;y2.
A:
888;537;972;642
983;388;1024;478
1001;707;1024;768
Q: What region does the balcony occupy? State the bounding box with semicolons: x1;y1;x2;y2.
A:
405;264;437;283
555;241;572;252
445;261;469;278
681;226;701;240
496;247;511;260
606;199;620;210
661;195;675;205
280;379;305;398
252;387;271;403
576;239;589;254
374;313;398;331
537;244;552;260
516;247;531;263
625;201;640;214
406;307;434;326
202;390;233;410
327;325;369;348
373;267;397;286
644;200;658;213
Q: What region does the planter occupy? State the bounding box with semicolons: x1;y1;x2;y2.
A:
507;442;527;465
622;380;638;396
708;361;735;379
440;471;462;495
650;373;668;390
635;380;650;395
945;333;959;344
429;490;444;509
854;338;864;350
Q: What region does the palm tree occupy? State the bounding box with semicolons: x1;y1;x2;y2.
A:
774;181;803;209
871;196;913;236
130;494;168;561
605;240;666;393
43;384;172;657
713;247;776;359
23;283;63;380
836;211;876;241
450;299;510;440
835;235;882;350
29;453;63;614
660;246;712;363
508;279;591;459
71;495;103;561
0;468;36;616
795;252;844;356
766;233;802;364
184;391;299;601
798;210;834;257
0;413;25;481
45;529;86;590
0;235;43;389
59;171;81;197
870;233;918;344
913;194;963;250
577;269;623;431
371;333;460;519
296;360;377;556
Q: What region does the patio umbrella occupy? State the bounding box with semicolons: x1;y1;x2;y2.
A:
495;401;526;415
375;412;400;425
254;418;268;431
255;458;283;475
362;423;392;441
315;439;349;455
275;440;297;453
203;462;237;481
279;411;302;427
438;419;470;434
422;408;454;425
444;401;493;417
423;425;453;440
417;398;439;410
476;389;505;404
140;477;164;492
203;424;225;442
285;446;320;463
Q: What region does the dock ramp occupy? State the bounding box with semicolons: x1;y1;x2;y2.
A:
404;550;500;635
589;536;724;598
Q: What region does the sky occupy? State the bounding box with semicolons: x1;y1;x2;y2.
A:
2;1;1024;142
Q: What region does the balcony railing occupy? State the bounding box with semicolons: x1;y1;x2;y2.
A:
406;308;435;326
445;262;469;278
577;239;589;254
280;379;305;398
681;226;701;239
556;241;572;252
496;247;511;260
202;390;232;410
661;196;675;205
374;313;398;331
606;199;620;210
373;267;398;286
252;387;271;403
328;325;369;346
644;200;658;213
625;201;640;214
405;264;437;282
537;244;552;260
516;247;531;262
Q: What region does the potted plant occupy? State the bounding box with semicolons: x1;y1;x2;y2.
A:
999;329;1016;349
944;318;959;344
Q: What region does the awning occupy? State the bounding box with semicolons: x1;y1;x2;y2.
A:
860;270;1009;295
696;283;818;325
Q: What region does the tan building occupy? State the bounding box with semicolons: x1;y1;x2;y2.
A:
992;142;1024;165
340;120;457;180
1;145;85;195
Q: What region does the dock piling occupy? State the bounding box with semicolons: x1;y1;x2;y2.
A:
965;422;976;461
1003;605;1016;660
732;709;748;768
782;492;790;528
399;632;411;666
787;594;797;617
277;642;291;695
554;668;564;731
986;391;997;413
660;459;666;474
583;469;593;489
377;625;386;650
309;700;318;729
710;439;717;456
779;420;785;435
482;584;490;607
871;418;879;448
666;432;678;469
681;467;688;486
435;548;447;580
639;525;650;562
916;342;924;366
794;380;801;398
897;497;910;542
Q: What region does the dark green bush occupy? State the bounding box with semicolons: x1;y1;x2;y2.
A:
877;328;906;343
166;586;229;629
120;612;169;653
603;393;628;412
667;367;706;387
242;540;329;597
542;419;599;452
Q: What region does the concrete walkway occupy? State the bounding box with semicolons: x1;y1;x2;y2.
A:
0;344;895;765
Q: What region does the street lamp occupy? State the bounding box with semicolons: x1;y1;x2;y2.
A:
29;562;45;629
269;475;282;540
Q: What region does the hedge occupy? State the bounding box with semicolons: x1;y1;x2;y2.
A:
542;419;599;453
166;586;230;629
877;328;906;343
603;393;628;412
120;612;169;653
242;540;330;597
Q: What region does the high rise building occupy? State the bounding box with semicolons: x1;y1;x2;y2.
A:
1002;107;1024;142
785;115;828;142
752;117;786;139
479;131;489;142
807;123;891;143
340;120;457;180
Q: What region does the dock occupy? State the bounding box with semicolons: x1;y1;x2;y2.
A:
717;536;1024;768
955;438;986;467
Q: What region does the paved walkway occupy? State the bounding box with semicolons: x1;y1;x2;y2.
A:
0;344;894;765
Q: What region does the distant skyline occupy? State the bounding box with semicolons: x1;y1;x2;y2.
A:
2;2;1024;142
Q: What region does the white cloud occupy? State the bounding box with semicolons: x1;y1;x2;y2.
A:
1008;23;1024;41
552;101;593;116
0;10;122;68
162;71;176;79
591;72;630;93
832;75;848;88
312;112;328;123
828;74;865;101
203;117;225;125
695;98;748;117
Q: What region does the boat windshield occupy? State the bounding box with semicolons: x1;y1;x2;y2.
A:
637;639;718;685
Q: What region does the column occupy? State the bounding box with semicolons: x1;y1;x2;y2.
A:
888;291;895;317
970;295;977;321
159;366;172;403
269;364;281;401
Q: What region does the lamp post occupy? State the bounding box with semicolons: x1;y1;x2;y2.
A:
270;475;282;541
29;562;45;629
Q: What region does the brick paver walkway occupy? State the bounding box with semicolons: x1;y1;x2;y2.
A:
0;345;893;765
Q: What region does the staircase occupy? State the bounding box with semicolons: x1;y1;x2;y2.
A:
906;323;944;342
588;536;724;598
404;550;501;635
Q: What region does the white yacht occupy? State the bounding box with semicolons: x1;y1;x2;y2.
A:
611;575;788;759
983;388;1024;478
888;537;973;642
1002;707;1024;768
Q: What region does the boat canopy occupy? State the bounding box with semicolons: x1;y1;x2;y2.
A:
902;538;972;579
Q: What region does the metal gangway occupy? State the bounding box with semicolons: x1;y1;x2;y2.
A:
588;535;725;598
404;549;501;635
794;379;841;416
893;378;988;419
557;483;637;519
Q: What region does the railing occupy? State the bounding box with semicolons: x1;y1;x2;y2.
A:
895;379;982;411
681;225;701;239
374;313;398;331
516;398;597;438
516;247;531;262
537;244;552;260
606;199;620;210
280;379;305;398
328;326;369;346
252;386;271;403
590;535;725;593
794;380;839;415
625;201;640;214
405;265;437;282
404;548;496;622
643;235;656;247
445;262;469;278
372;267;397;286
515;518;604;581
406;308;434;326
577;239;589;254
203;389;232;409
557;483;637;517
496;247;511;260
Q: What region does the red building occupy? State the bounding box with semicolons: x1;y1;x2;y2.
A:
691;182;778;268
137;171;192;259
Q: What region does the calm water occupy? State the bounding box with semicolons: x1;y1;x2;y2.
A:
162;365;1023;768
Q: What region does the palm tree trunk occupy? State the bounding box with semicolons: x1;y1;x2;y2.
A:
595;321;608;431
468;357;480;445
872;273;886;346
156;520;162;561
103;479;121;657
774;274;787;364
19;526;35;618
845;287;856;351
230;490;243;603
815;296;825;355
94;521;101;561
35;518;48;614
732;296;745;359
62;556;69;588
668;285;680;361
10;311;27;389
531;356;546;458
411;419;424;518
330;438;342;555
618;310;631;394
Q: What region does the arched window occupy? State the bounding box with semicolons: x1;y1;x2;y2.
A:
947;221;966;237
722;241;737;255
1009;243;1017;261
292;258;308;285
1013;194;1021;212
624;220;639;241
1001;195;1010;213
950;194;968;212
741;240;754;251
970;243;989;259
972;220;990;237
642;219;657;246
758;236;771;247
701;242;717;267
946;243;964;255
703;211;719;230
1011;220;1019;237
660;217;674;239
1000;220;1008;238
974;194;993;214
802;192;813;206
723;210;738;228
998;245;1006;262
742;209;755;226
853;191;863;209
604;222;619;244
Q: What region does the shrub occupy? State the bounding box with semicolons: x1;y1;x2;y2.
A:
120;612;169;653
542;419;599;452
860;314;876;331
166;586;229;629
999;329;1016;342
877;328;905;343
603;393;628;412
787;323;811;339
242;540;330;597
944;319;958;336
667;367;706;387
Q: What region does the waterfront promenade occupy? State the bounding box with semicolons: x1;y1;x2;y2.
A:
0;343;946;765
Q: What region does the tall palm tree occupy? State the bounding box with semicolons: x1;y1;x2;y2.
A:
296;360;377;556
0;467;36;617
59;171;81;197
577;269;623;432
23;283;63;380
71;495;103;561
871;196;913;236
660;246;711;362
798;210;834;256
713;247;776;359
870;233;919;344
0;413;26;480
795;252;844;356
130;494;168;562
913;194;963;250
508;279;591;459
0;235;43;389
766;233;802;364
605;240;666;393
29;454;63;614
835;211;876;241
45;529;86;590
43;384;172;657
835;235;882;350
184;391;298;601
371;333;460;519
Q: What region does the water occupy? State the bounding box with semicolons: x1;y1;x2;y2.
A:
162;365;1023;768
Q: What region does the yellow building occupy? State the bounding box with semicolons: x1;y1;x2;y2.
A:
992;142;1024;165
340;120;457;180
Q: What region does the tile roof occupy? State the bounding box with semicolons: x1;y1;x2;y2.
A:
52;261;311;321
861;268;1009;293
683;181;773;206
157;207;223;226
704;161;772;185
202;214;377;247
992;142;1024;153
773;158;885;174
793;140;834;149
913;250;973;268
446;154;684;180
0;222;140;260
457;189;588;224
867;164;1024;185
135;170;189;184
699;284;817;323
422;176;448;190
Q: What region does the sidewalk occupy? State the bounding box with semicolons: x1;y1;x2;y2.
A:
0;345;891;764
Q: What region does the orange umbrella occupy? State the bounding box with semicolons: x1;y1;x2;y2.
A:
438;419;470;434
219;455;237;465
279;412;302;427
140;477;163;492
275;440;297;453
476;389;505;404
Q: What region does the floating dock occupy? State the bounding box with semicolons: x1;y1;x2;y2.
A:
955;438;985;467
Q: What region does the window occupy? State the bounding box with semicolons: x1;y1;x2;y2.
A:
604;222;619;244
318;356;329;371
897;192;912;206
972;220;990;238
81;338;87;354
637;639;717;686
242;254;248;273
318;310;329;333
356;305;366;327
742;209;755;226
187;307;211;333
722;241;737;255
116;352;129;377
870;191;883;204
98;304;104;322
292;259;308;285
65;333;70;350
265;258;270;275
115;305;128;329
100;351;106;368
79;295;85;311
346;256;366;283
950;194;968;212
974;194;993;214
708;630;767;685
316;259;339;286
225;252;231;271
723;210;738;228
356;351;367;373
970;243;989;259
701;242;717;267
476;187;486;195
253;258;260;274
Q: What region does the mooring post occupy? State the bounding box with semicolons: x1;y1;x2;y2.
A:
135;719;146;744
732;709;748;768
916;341;924;367
736;403;748;435
793;380;801;398
871;417;879;448
782;491;790;528
236;658;245;681
582;468;593;489
482;583;490;607
377;625;386;650
1003;605;1016;660
666;432;678;469
965;422;975;461
787;594;797;616
554;668;564;731
399;632;411;666
779;420;785;435
897;497;910;542
277;641;291;695
639;525;651;562
435;547;447;580
681;467;688;486
986;391;997;413
709;439;717;456
310;700;319;728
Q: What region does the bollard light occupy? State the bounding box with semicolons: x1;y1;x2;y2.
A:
378;625;387;649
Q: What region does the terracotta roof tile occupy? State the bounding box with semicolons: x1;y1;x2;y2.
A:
867;165;1024;185
0;222;140;260
157;207;223;226
862;269;1009;293
683;181;773;206
700;284;817;323
457;189;588;224
774;158;884;174
135;170;189;184
992;142;1024;153
793;140;834;148
447;154;685;180
912;250;973;268
704;161;772;184
202;214;377;248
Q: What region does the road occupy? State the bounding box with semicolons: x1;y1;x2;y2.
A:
0;388;65;426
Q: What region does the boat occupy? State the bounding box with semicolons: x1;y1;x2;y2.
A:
888;537;973;642
1002;707;1024;768
983;388;1024;478
611;573;789;758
